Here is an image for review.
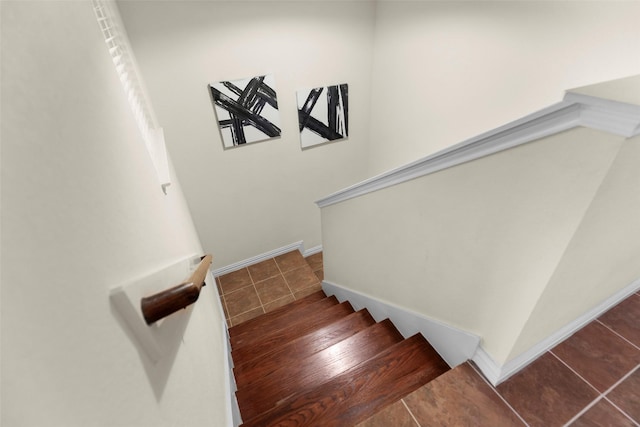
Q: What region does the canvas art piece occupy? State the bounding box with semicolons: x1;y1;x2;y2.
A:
297;83;348;148
208;75;281;148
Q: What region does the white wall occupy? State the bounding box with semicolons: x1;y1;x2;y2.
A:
321;127;625;364
116;0;375;268
368;1;640;174
1;2;229;425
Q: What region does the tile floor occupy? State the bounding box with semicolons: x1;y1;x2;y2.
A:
359;290;640;427
215;250;324;327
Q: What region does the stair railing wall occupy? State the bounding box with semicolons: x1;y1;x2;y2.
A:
317;87;640;385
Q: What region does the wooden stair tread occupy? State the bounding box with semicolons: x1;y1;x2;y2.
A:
236;319;404;420
231;301;355;364
228;290;326;340
240;334;450;427
230;295;338;350
234;309;376;389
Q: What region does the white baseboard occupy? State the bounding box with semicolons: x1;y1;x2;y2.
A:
471;346;503;386
322;280;480;368
473;277;640;386
211;241;305;277
206;269;241;427
303;245;323;257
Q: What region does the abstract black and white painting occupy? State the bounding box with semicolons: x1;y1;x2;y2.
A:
208;75;281;148
297;83;348;148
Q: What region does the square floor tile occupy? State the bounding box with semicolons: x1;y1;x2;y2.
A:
606;368;640;423
218;268;252;294
284;265;320;293
305;252;323;271
599;294;640;347
247;258;281;283
497;353;599;427
274;250;307;273
552;322;640;392
569;399;636;427
224;286;262;318
356;400;417;427
404;363;524;426
255;275;292;305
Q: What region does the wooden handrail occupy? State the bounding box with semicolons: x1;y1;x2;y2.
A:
141;254;213;325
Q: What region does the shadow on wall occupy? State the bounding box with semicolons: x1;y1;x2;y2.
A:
109;255;203;400
110;298;193;400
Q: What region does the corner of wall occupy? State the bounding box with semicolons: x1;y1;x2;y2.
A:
475;277;640;386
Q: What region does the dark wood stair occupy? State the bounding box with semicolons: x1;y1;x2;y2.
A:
231;298;355;363
230;291;334;349
228;288;451;426
237;319;405;420
233;309;376;388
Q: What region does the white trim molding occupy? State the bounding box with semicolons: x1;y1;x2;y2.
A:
92;0;171;192
211;241;305;277
472;277;640;386
322;280;480;369
565;92;640;138
316;94;640;208
303;245;323;257
209;268;242;427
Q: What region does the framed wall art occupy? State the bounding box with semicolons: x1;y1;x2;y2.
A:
208;74;281;148
297;83;348;148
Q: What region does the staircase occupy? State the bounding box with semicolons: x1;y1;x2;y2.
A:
228;289;451;426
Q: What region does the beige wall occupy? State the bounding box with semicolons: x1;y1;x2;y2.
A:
509;134;640;360
367;1;640;175
322;127;625;364
117;0;375;268
1;2;229;425
569;75;640;105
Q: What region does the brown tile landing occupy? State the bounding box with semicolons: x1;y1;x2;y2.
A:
215;250;323;326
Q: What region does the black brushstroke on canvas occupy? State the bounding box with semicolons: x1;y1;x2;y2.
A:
298;88;324;131
209;76;280;146
298;84;348;142
339;84;349;136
